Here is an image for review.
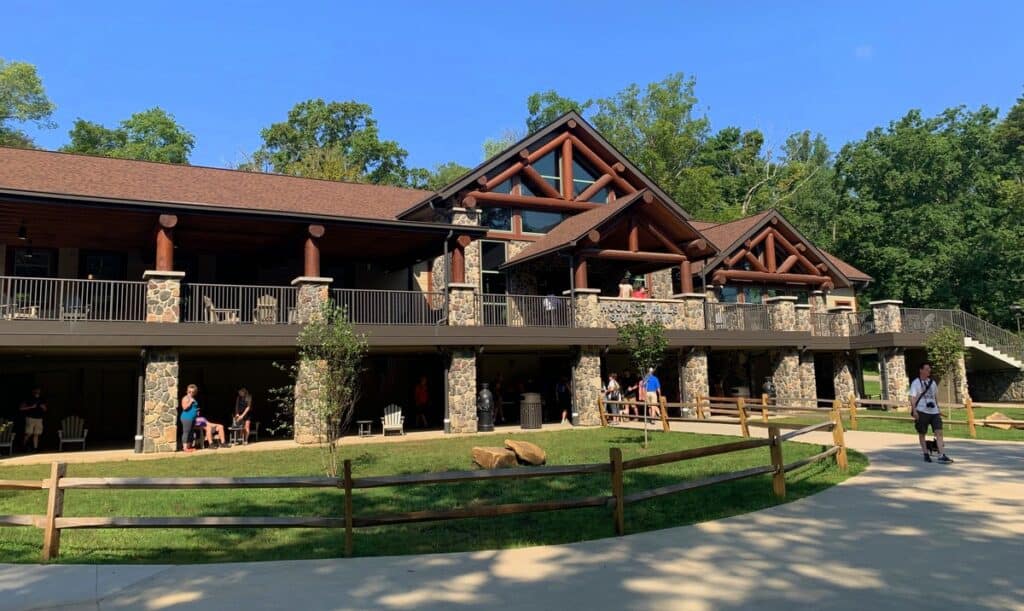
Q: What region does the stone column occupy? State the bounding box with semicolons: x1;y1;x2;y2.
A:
879;347;909;404
827;305;855;337
809;290;827;315
143;270;184;323
799;351;818;404
795;304;812;333
566;288;604;328
833;352;857;402
648;268;673;300
452;207;482;289
680;347;709;409
448;283;479;326
291;276;332;443
766;296;804;406
674;292;707;330
870;300;903;333
572;347;603;426
143;349;179;453
952;352;970;404
447;348;478;433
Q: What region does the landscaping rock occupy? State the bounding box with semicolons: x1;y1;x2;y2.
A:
504;439;547;465
472;446;517;469
983;412;1021;430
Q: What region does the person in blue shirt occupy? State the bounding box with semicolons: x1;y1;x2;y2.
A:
179;384;200;452
643;368;662;420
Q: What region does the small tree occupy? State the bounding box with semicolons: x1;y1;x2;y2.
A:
617;315;668;447
925;326;966;383
273;302;367;476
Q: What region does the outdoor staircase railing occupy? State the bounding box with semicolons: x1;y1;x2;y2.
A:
901;307;1024;363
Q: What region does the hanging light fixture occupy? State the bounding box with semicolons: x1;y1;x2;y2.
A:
17;220;28;241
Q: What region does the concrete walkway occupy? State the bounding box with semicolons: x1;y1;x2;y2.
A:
1;425;1022;611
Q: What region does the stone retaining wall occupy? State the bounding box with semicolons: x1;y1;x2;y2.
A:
967;368;1024;402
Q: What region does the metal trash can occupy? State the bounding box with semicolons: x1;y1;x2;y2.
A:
520;392;542;429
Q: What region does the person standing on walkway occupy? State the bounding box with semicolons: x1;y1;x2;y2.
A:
19;387;47;452
643;368;662;420
180;384;200;453
909;362;953;464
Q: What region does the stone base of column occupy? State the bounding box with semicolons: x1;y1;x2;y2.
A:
880;348;909;403
799;351;817;407
143;270;184;323
293;358;326;444
143;349;179;453
572;346;603;426
772;349;802;407
447;284;479;326
832;352;857;404
448;348;478;432
680;348;709;409
290;276;333;323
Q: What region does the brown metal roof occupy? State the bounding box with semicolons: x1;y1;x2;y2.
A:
0;146;430;222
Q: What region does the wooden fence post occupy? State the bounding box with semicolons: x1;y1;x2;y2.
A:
847;394;858;430
41;462;67;562
761;393;770;423
965;398;976;438
768;425;785;498
832;412;849;471
696;395;706;420
610;447;624;536
598;396;608;427
343;459;354;558
737;398;750;438
659;396;670;432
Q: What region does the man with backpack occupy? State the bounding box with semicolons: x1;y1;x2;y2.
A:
909;362;953;464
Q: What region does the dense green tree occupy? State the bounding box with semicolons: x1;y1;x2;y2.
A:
525;90;589;133
0;59;56;148
244;99;414;186
62;107;195;164
420;161;471;191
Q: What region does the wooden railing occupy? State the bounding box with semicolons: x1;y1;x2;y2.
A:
0;422;845;561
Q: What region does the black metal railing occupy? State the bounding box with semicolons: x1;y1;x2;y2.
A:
0;276;146;322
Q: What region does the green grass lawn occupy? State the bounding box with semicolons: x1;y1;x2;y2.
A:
863;378;882;398
0;428;864;564
778;406;1024;441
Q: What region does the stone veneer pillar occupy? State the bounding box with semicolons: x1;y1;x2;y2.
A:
291;276;333;444
871;300;909;403
451;207;482;289
572;347;603;426
953;352;971;404
827;305;855;337
832;352;857;403
795;304;812;333
447;283;479;326
809;290;827;315
676;293;710;411
141;270;184;453
447;348;478;433
795;304;818;404
766;296;805;407
566;288;602;328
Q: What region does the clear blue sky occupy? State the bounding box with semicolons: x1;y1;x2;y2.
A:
6;0;1023;171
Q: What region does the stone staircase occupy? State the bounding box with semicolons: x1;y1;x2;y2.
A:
902;308;1024;370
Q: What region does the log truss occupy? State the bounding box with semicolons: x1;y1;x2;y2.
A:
710;222;838;290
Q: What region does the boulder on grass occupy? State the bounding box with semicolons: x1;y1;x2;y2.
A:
983;412;1018;430
504;439;547;465
472;446;517;469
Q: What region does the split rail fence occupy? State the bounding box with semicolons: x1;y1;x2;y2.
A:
0;420;844;562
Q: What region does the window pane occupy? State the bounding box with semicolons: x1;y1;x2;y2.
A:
13;249;55;278
481;207;512;231
481;241;506;271
482;273;507;295
720;286;739;303
743;286;763;304
521;210;566;234
493;180;512;194
534;150;558;178
572;158;598;184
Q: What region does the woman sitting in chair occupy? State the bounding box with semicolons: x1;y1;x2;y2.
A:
195;409;230;449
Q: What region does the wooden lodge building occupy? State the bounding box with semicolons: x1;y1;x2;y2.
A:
1;113;1019;452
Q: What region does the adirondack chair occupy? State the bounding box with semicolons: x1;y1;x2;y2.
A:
252;294;278;324
61;294;91;320
0;419;15;456
381;404;405;436
58;416;88;451
203;295;240;324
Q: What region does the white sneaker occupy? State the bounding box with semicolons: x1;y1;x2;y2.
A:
561;418;568;425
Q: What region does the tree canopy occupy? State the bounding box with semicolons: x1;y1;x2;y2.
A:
61;107;195;164
0;58;56;148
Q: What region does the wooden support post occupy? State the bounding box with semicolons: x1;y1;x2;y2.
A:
659;396;670;432
765;230;777;272
598;395;608;427
761;393;770;423
680;259;693;293
768;426;786;499
847;394;858;430
155;214;177;272
41;462;67;562
451;242;466;284
574;256;588;289
966;398;976;438
561;137;573;199
343;459;354;558
832;399;842;426
628;218;639;252
696;395;706;420
832;411;849;471
610;447;624;536
304;224;325;278
737;398;750;438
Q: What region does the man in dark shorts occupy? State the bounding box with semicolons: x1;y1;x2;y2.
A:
909;362;953;464
19;387;47;452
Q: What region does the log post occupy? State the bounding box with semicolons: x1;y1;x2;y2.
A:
737;397;749;438
574;256;588;289
966;398;976;438
561;137;573;199
304;224;325;278
343;459;354;557
628;218;639;252
761;393;770;423
847;394;858;430
680;259;693;294
155;214;177;272
659;396;670;432
832;410;849;471
41;462;67;562
598;395;607;427
769;426;786;499
610;447;624;536
451;240;467;284
765;230;777;272
696;395;705;420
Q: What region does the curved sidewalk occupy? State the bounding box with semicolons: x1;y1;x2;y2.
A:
1;427;1022;611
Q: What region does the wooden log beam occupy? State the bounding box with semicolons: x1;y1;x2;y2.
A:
579;249;688;264
712;269;833;286
726;249;749;268
766;231;777;272
575;172;614;202
744;227;772;250
482;162;524;191
521;164;563;199
567;135;636;194
777;254;799;274
465;191;602;212
743;251;768;273
685;239;709;258
773;231;822;275
680;259;693;293
585;229;601;245
561;137;573;199
304;224;325;277
525;132;570;164
628;218;639;252
154;214;178;272
574;256;588;289
643;222;685;255
451;243;466;284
